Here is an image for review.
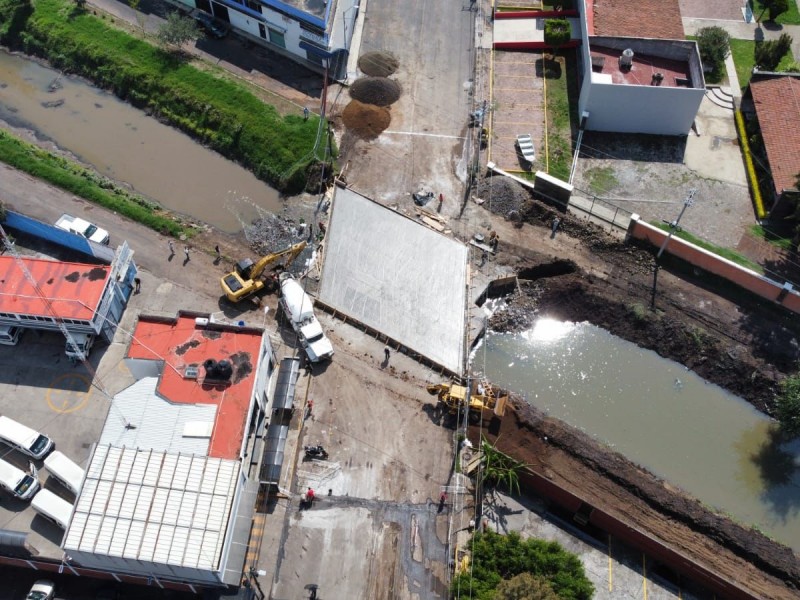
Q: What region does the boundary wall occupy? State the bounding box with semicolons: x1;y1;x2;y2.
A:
628;214;800;314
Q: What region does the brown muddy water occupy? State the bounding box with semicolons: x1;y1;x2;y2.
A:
477;319;800;551
0;50;281;232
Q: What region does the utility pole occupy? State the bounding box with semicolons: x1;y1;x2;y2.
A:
650;189;697;310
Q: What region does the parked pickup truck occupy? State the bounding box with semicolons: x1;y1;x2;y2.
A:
55;214;110;245
279;274;334;363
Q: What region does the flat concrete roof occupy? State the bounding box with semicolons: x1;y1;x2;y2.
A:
318;188;467;374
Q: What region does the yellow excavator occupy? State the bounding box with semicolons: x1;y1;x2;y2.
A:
427;379;508;423
221;241;307;303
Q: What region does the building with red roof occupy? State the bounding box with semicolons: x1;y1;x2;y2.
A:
0;246;136;346
747;74;800;215
578;0;705;135
62;311;282;590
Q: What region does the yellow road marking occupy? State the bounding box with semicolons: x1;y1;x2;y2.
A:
643;554;648;600
47;374;92;414
607;536;613;591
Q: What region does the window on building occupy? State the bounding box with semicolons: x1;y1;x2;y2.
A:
245;0;260;12
306;51;324;66
269;28;285;48
259;22;267;39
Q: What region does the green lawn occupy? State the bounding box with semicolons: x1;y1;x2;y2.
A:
750;0;800;25
543;50;578;181
729;38;796;89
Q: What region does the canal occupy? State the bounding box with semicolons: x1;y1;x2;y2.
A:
0;50;282;232
478;319;800;551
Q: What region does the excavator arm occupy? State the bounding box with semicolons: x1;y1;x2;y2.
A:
221;241;308;303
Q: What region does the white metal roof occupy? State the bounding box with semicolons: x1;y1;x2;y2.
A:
98;377;216;455
63;445;239;571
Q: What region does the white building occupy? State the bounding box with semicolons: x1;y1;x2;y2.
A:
169;0;360;78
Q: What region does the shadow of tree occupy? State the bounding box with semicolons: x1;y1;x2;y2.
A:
535;57;563;80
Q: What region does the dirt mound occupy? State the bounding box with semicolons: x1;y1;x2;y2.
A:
358;51;399;77
341;100;391;140
349;77;402;107
475;175;533;218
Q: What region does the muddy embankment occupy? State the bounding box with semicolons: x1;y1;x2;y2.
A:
471;176;800;595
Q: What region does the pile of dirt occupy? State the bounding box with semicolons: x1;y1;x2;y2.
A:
349;77;402;107
358;51;399;77
341;100;391;140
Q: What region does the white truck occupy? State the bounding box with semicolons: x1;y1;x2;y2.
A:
65;332;95;362
279;275;334;363
55;214;110;245
44;451;85;496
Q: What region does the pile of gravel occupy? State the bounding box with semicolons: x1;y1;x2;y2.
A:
341;100;391;140
245;213;307;255
358;51;399;77
349;77;402;107
474;176;532;217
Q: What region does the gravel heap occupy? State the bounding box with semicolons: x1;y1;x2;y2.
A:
349;77;402;107
474;176;532;217
245;213;307;255
358;51;399;77
341;100;391;140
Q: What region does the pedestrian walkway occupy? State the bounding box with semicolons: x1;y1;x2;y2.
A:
683;17;800;65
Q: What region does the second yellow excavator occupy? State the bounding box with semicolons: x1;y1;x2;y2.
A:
221;241;307;303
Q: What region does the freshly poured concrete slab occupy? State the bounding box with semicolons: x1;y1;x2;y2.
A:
319;188;467;374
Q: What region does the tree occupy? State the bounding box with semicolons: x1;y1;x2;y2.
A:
543;18;571;58
481;436;527;496
156;12;200;51
696;26;730;74
758;0;789;22
777;373;800;436
754;33;793;71
494;573;560;600
450;531;594;600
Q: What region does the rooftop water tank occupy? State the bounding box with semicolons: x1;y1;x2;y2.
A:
620;48;634;69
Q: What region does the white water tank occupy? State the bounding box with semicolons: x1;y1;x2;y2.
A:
620;48;634;68
195;317;209;327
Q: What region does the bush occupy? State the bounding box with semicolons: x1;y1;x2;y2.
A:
755;33;793;71
777;373;800;436
451;531;594;600
696;26;730;74
544;18;571;50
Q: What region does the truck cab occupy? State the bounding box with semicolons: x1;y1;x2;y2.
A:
65;332;95;361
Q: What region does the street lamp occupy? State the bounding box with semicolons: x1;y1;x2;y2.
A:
650;189;697;310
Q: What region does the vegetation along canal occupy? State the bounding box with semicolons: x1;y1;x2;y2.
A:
0;50;282;232
477;319;800;550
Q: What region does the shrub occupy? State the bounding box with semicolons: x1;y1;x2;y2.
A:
777;373;800;436
451;531;594;600
754;33;793;71
696;26;730;74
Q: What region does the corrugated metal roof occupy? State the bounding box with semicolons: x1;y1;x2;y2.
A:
98;378;216;455
0;256;109;320
65;446;239;570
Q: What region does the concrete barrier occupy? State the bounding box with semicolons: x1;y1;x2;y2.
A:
627;214;800;314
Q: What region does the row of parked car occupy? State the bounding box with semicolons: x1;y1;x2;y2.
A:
0;416;84;530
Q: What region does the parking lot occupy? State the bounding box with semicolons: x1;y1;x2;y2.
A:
0;331;115;559
489;49;547;173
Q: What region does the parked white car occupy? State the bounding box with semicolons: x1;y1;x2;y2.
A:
55;213;110;245
26;580;55;600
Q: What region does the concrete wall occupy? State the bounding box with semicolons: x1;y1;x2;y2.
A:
576;0;592;122
627;216;800;314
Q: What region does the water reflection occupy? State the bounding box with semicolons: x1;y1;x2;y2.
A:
478;320;800;549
